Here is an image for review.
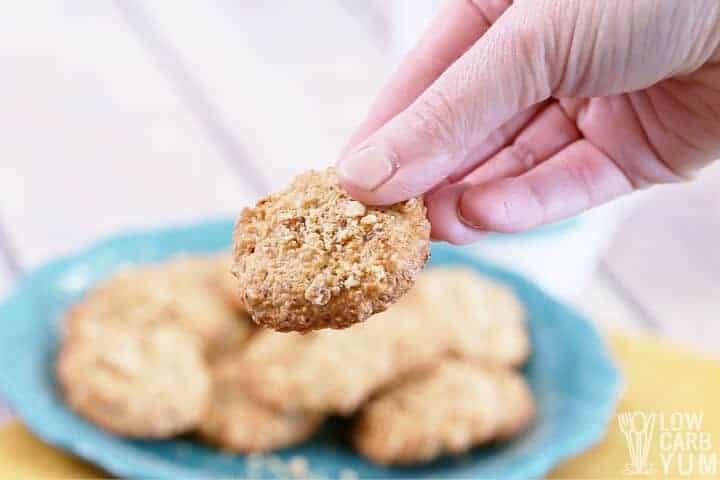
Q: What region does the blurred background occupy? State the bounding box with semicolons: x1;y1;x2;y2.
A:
0;0;717;374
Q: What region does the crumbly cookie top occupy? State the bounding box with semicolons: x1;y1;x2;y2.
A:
232;167;430;331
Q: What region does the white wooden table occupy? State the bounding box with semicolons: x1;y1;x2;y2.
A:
0;1;717;422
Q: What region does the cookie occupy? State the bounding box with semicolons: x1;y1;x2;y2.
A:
493;367;536;440
199;255;256;363
56;322;211;438
238;268;529;415
237;294;438;415
352;360;534;465
199;356;324;453
412;267;530;367
206;254;247;311
205;313;255;366
65;256;251;349
232;167;430;332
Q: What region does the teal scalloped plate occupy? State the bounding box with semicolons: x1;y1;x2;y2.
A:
0;219;621;479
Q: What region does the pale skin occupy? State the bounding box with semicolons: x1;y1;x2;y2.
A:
336;0;720;244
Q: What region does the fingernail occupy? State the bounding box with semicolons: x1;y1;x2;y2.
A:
337;145;396;191
456;191;484;230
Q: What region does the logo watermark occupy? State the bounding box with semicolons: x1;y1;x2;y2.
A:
618;411;718;476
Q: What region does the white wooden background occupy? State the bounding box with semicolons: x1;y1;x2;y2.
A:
0;1;717;421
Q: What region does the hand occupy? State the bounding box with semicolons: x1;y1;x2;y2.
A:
336;0;720;244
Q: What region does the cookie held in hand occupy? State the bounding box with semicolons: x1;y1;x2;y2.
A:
232;167;430;332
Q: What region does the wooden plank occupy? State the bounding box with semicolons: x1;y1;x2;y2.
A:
0;1;256;268
136;0;391;190
604;163;720;355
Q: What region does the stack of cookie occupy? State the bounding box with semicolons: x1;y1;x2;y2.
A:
234;267;535;465
56;257;534;465
56;256;253;438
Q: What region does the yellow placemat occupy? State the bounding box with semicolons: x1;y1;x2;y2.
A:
0;422;102;478
0;333;718;479
552;333;720;479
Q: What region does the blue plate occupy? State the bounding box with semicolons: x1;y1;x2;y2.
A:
0;219;621;479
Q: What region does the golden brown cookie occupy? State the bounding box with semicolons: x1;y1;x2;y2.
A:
64;256;251;349
352;360;535;465
232;167;430;332
56;322;211;438
199;356;324;453
237;295;439;415
493;367;536;440
206;254;247;311
238;268;529;415
412;267;531;367
198;255;256;363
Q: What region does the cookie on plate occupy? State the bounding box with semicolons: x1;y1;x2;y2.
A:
236;293;439;415
494;367;536;440
413;267;530;367
199;355;325;453
64;256;251;349
352;359;535;465
56;322;211;438
232;167;430;332
206;254;247;311
198;255;256;363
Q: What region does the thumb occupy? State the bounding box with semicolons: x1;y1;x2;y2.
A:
336;1;558;205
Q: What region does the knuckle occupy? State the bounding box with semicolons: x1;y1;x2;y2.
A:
558;155;599;206
409;88;466;152
496;7;556;99
506;142;538;170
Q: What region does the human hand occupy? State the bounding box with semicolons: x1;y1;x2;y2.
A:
336;0;720;244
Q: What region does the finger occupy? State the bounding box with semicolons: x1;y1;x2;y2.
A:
426;182;486;245
459;140;634;233
344;0;514;152
462;103;582;184
426;103;582;243
426;102;549;196
448;102;548;183
337;1;558;205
